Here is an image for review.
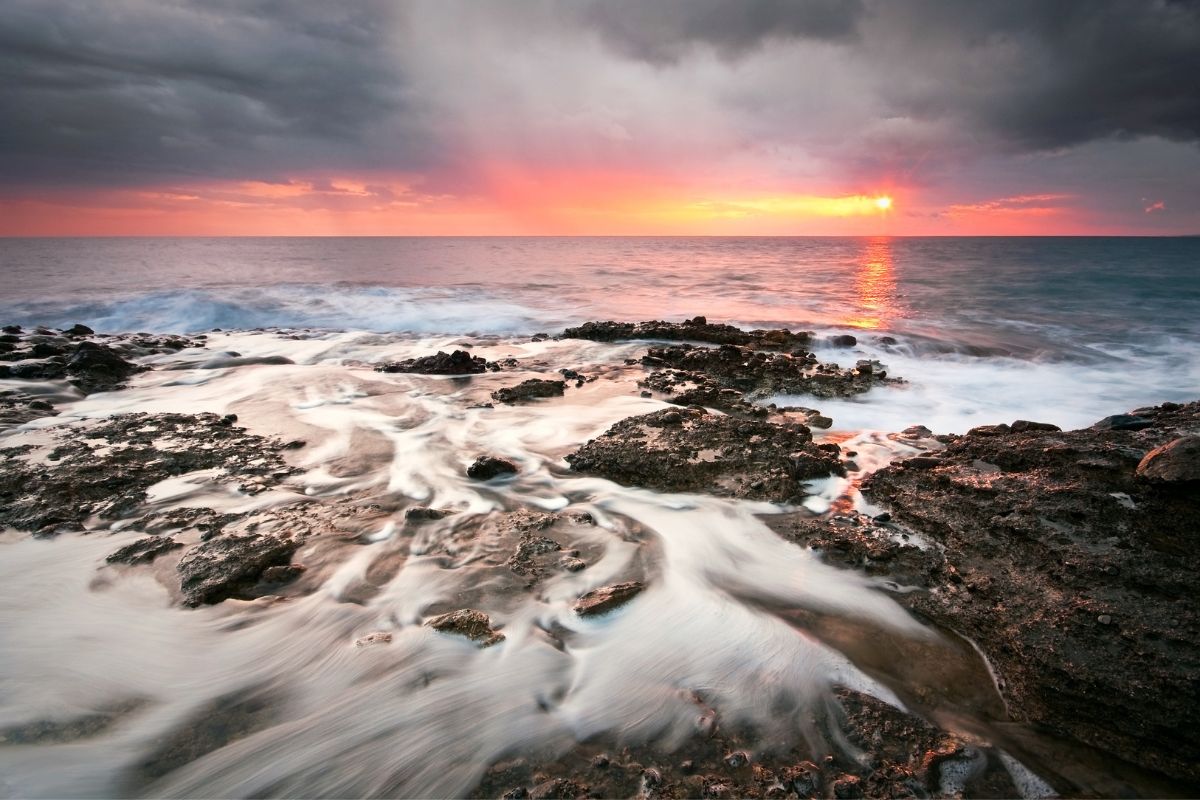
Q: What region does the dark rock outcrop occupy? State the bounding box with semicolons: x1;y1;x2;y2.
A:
566;407;842;502
573;581;644;616
466;455;518;480
562;317;813;351
642;343;898;400
177;533;297;606
491;378;566;404
106;535;184;566
805;400;1200;788
375;349;497;375
65;341;142;393
425;609;505;646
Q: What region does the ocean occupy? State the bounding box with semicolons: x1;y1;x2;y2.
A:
0;236;1197;797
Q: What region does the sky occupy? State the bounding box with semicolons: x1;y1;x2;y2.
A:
1;0;1199;236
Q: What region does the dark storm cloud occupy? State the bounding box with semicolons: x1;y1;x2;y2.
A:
865;0;1200;151
0;0;427;187
578;0;864;63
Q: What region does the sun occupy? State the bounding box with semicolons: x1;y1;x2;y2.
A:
874;195;893;210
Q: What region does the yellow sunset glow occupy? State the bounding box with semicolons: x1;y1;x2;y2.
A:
875;195;893;210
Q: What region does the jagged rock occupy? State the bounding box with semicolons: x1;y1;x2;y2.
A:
641;343;897;400
467;455;518;480
1137;436;1200;483
566;407;841;502
573;581;644;616
375;350;496;374
65;341;140;393
491;378;565;404
425;609;505;646
106;536;184;565
177;533;297;606
562;318;812;351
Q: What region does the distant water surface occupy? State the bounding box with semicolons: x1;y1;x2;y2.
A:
1;236;1197;430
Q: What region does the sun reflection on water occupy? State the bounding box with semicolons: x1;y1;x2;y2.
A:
844;236;899;329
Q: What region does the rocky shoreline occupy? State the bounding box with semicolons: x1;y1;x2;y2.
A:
1;318;1197;798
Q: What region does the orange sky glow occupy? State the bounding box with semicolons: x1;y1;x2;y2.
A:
0;174;1112;237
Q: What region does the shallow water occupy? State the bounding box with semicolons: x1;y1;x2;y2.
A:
1;236;1196;797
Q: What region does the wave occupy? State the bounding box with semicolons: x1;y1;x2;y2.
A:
0;285;570;336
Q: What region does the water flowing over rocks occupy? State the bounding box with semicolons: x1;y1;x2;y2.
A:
572;581;644;616
0;412;302;535
565;407;843;502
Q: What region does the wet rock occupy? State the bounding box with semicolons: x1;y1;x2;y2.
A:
560;556;586;572
492;378;566;404
375;349;497;375
561;318;813;351
105;535;184;565
65;341;141;393
260;563;306;584
355;631;393;647
405;506;454;522
0;412;301;533
65;323;94;336
0;392;60;427
966;422;1010;436
857;400;1200;786
1011;419;1061;432
1;324;20;334
467;455;518;480
1136;435;1200;483
565;407;841;502
425;608;505;646
641;343;898;400
573;581;644;616
177;533;298;606
1092;413;1154;431
829;334;858;348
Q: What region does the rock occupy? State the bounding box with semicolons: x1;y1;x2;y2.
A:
355;632;393;647
902;456;942;470
854;400;1200;786
491;378;566;404
560;556;586;572
641;343;899;400
966;423;1011;436
1011;419;1061;432
31;341;67;358
1092;413;1154;431
177;533;297;606
65;324;94;336
375;349;496;375
573;581;644;616
829;334;858;348
1137;436;1200;483
425;608;505;646
65;341;140;393
466;455;518;480
565;407;842;502
259;563;306;584
1;325;21;334
0;412;300;534
809;415;833;429
405;506;454;522
106;536;184;565
561;319;813;351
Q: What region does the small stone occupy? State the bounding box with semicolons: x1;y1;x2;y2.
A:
1011;419;1061;432
1092;414;1154;431
355;631;393;647
830;334;857;348
425;608;505;646
467;455;518;480
640;390;652;398
1098;614;1113;625
260;563;306;584
904;456;943;469
591;754;610;769
967;423;1011;436
218;414;238;426
809;415;833;429
560;556;587;572
65;323;94;336
573;581;644;616
406;506;454;522
723;750;750;768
